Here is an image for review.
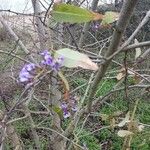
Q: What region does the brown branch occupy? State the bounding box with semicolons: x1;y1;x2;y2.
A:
123;51;130;109
122;10;150;47
123;41;150;51
87;0;139;112
107;10;150;60
0;15;35;63
62;0;139;139
0;9;43;17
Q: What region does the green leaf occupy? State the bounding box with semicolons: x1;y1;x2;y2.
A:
101;11;119;25
55;48;98;70
53;105;63;118
52;3;103;23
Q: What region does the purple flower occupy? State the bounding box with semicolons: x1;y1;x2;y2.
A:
61;103;70;118
71;106;78;112
70;96;78;112
40;50;53;66
95;24;100;29
39;50;49;56
60;95;78;119
19;50;64;85
92;23;100;31
53;56;64;71
19;71;32;82
63;112;71;118
40;50;63;71
25;63;36;71
19;63;36;83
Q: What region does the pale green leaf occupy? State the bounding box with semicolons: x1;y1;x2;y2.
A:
53;105;63;118
55;48;98;70
52;3;103;23
101;11;119;25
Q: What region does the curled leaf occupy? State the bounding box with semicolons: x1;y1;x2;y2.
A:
118;112;130;127
55;48;98;71
116;72;125;80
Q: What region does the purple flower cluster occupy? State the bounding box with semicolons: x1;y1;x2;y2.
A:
40;50;64;71
19;63;36;83
61;103;71;118
19;50;63;84
61;96;78;118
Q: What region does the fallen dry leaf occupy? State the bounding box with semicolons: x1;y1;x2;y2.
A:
117;130;133;137
134;39;142;60
116;72;125;80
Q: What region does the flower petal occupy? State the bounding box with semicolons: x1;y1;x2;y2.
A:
19;76;29;82
25;63;36;71
63;112;71;118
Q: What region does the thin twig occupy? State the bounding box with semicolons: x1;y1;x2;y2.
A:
35;127;85;150
107;10;150;60
0;50;31;63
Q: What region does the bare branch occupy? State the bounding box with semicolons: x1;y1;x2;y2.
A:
78;0;99;48
87;0;139;112
31;0;47;50
0;15;36;63
107;10;150;60
136;48;150;63
123;40;150;51
0;49;31;63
